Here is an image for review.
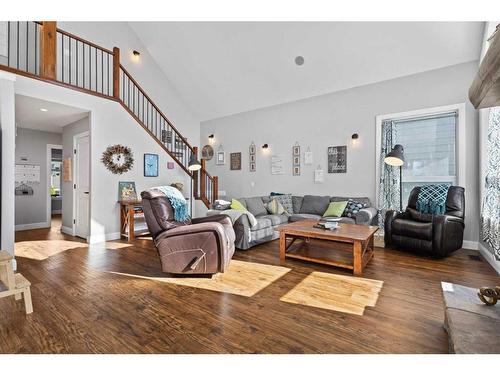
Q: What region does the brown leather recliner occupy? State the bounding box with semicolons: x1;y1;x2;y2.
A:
141;190;236;275
385;186;465;258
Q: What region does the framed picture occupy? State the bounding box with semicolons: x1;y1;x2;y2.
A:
293;145;300;156
271;154;285;175
216;151;226;165
144;153;159;177
293;156;300;165
230;152;242;170
314;168;324;183
327;146;347;173
249;142;256;172
118;181;137;201
304;150;313;165
167;162;175;169
249;143;256;154
250;162;256;172
250;154;256;163
201;144;214;161
293;166;300;176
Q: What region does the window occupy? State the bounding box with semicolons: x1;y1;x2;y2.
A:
394;112;457;203
376;104;465;214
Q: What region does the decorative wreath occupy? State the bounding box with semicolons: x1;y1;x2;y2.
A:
101;144;134;174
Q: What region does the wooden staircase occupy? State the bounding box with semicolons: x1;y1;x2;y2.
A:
0;21;217;207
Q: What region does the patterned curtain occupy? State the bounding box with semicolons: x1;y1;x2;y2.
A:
481;107;500;261
378;120;401;228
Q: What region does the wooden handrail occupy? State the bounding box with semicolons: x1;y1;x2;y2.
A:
56;28;114;55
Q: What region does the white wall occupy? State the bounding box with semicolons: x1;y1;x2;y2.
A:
201;61;480;244
0;72;15;259
61;116;89;230
15;127;62;229
57;22;200;147
13;74;194;244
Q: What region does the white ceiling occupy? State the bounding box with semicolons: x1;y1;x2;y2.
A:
15;95;89;133
129;22;484;121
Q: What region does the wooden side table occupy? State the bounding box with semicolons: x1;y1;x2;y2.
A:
118;200;149;241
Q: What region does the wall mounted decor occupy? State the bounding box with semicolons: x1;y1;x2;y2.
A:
201;144;214;161
144;153;159;177
292;142;301;176
327;145;347;173
271;154;285;175
118;181;137;201
216;145;226;165
101;145;134;175
249;142;256;172
314;166;324;183
167;162;175;169
15;164;40;183
304;147;313;165
230;152;242;170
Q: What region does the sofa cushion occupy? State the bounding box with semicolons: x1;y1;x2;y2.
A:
289;213;322;222
323;201;349;217
231;198;247;212
257;214;289;226
266;199;286;215
245;196;268;216
300;195;331;215
392;218;433;241
342;199;368;218
252;217;273;231
292;196;303;214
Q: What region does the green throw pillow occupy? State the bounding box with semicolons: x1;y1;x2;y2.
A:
266;199;285;215
231;199;247;212
323;201;348;217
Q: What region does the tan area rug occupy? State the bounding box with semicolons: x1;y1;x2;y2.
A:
280;271;383;315
15;240;131;260
109;260;291;297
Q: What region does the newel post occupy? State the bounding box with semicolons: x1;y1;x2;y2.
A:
192;147;199;199
113;47;120;100
40;21;57;80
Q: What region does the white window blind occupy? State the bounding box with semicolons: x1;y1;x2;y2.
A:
393;111;457;203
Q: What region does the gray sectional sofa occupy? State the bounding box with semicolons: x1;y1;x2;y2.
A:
207;195;378;250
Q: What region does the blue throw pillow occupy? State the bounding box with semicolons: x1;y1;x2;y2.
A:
342;199;367;218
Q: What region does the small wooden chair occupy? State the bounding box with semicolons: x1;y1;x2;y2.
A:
0;250;33;314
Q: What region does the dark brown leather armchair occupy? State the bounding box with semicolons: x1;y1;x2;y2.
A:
385;186;465;258
141;190;235;275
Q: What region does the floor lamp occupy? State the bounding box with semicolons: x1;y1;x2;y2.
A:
384;144;405;211
188;153;202;217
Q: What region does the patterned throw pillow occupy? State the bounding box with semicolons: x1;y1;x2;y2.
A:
266;199;285;215
271;194;293;215
342;199;368;218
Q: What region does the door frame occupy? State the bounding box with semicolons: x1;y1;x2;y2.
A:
72;131;90;240
46;143;63;228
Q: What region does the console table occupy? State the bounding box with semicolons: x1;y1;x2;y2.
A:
118;200;149;241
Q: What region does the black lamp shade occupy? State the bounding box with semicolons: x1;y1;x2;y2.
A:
188;154;202;171
384;144;405;167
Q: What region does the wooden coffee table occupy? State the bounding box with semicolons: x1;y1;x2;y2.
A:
278;220;378;275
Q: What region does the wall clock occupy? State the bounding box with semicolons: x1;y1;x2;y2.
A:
101;145;134;175
144;153;159;177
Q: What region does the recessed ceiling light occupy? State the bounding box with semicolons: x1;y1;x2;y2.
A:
295;56;305;66
40;108;48;112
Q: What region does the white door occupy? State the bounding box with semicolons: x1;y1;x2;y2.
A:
74;132;90;239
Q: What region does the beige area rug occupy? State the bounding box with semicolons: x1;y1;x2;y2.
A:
15;240;131;260
280;272;383;315
109;260;291;297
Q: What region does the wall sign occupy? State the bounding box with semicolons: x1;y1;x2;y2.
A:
327;145;347;173
230;152;242;170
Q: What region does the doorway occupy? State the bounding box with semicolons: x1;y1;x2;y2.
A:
46;144;63;231
73;131;90;239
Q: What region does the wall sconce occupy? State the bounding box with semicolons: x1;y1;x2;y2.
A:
351;133;359;146
132;50;140;61
262;143;269;150
208;134;215;144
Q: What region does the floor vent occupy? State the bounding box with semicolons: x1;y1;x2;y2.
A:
468;254;482;262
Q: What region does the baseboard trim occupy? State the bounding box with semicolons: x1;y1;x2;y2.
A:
15;222;49;231
61;226;74;236
479;243;500;275
462;240;479;250
88;232;121;244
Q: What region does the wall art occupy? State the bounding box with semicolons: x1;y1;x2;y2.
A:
201;144;214;161
327;145;347;173
314;166;324;183
271;154;285;175
118;181;137;201
249;142;256;172
292;142;301;176
230;152;242;170
167;162;175;170
304;147;313;165
144;153;159;177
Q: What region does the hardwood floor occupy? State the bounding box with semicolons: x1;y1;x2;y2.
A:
1;226;499;353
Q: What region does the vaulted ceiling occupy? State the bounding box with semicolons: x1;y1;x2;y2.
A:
129;22;483;121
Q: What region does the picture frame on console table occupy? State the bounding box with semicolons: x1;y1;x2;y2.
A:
118;181;137;201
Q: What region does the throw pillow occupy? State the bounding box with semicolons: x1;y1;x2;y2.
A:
266;199;285;215
271;193;293;215
323;201;348;217
231;198;247;212
342;199;368;218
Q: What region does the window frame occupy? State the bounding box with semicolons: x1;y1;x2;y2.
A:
375;103;466;205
